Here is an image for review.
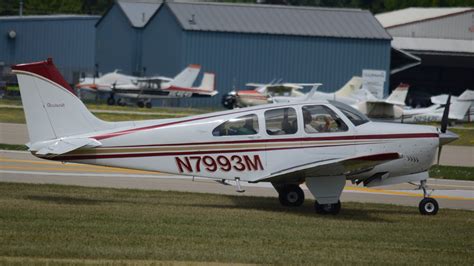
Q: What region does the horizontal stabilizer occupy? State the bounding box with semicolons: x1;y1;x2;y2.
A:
33;138;102;156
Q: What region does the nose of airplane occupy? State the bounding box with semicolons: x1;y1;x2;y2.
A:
439;130;459;146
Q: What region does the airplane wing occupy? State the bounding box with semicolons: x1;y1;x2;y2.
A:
31;138;102;156
137;76;173;82
254;152;401;183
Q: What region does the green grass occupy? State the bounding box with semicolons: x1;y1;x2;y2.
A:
429;165;474;181
0;144;28;151
449;128;474;146
0;182;472;265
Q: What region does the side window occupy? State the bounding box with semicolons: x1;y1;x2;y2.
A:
265;107;298;135
212;114;259;136
302;105;348;133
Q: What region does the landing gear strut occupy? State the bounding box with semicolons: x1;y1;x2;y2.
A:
418;180;439;215
276;184;305;207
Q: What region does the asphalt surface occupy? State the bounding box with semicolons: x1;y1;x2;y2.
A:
1;122;472;167
1;150;472;211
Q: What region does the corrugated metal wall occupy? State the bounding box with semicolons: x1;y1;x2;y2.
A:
0;16;98;82
388;11;473;40
139;5;391;107
142;6;184;78
95;4;391;107
95;5;142;76
179;31;391;107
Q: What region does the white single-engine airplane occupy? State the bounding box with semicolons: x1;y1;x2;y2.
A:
13;59;459;215
77;65;217;108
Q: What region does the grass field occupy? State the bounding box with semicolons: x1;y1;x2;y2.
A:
429;165;474;181
0;182;472;265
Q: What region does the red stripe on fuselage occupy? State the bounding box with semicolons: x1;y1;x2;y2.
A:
48;143;356;161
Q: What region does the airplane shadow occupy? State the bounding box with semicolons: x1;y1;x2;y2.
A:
185;196;405;222
24;195;134;205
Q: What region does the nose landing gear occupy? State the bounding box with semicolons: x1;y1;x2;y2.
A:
418;180;439;215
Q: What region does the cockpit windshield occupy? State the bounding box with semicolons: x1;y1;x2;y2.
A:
329;100;370;126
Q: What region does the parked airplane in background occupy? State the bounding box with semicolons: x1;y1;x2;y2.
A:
273;79;410;119
401;90;473;123
13;58;458;216
221;81;312;109
76;65;217;108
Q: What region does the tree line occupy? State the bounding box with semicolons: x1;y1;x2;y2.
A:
1;0;472;16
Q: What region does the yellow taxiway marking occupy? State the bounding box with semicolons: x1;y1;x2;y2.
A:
344;186;473;201
0;157;161;175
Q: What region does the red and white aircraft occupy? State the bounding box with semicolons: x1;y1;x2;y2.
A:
13;59;458;215
76;65;217;107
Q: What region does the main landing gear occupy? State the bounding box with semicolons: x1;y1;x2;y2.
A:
274;184;305;207
418;180;439;215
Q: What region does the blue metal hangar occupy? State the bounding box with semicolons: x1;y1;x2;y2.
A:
0;15;99;83
96;1;392;106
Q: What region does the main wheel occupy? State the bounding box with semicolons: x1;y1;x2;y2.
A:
278;185;304;207
419;198;438;215
314;200;341;215
145;102;152;108
137;101;145;108
107;97;115;105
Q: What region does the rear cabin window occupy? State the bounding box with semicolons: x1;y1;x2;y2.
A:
212;114;259;136
265;107;298;135
302;105;348;133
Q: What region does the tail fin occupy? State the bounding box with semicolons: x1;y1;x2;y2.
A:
449;100;471;120
195;72;215;92
335;76;362;97
12;58;112;144
458;89;474;101
385;83;409;105
167;64;201;88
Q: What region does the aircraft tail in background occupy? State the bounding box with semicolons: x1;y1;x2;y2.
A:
166;64;201;88
335;77;363;98
386;83;409;106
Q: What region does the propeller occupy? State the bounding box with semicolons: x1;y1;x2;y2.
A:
437;94;453;165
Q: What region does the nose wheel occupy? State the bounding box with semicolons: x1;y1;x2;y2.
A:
418;180;439;215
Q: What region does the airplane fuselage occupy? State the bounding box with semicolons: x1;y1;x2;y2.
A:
45;103;439;184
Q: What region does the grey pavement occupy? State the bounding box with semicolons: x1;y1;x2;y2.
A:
1;150;472;211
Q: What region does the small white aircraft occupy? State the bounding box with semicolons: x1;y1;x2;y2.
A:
77;65;217;108
401;90;473;123
222;81;310;109
273;78;411;119
13;59;459;216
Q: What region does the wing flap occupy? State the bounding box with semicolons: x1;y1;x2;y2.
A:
255;152;401;183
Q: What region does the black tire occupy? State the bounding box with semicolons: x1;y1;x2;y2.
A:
107;97;115;105
314;200;341;215
278;185;304;207
117;98;126;106
145;102;152;108
137;101;145;108
419;198;439;215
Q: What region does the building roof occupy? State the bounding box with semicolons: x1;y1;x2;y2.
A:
391;36;474;55
0;15;99;21
375;7;473;28
117;0;162;28
167;2;391;40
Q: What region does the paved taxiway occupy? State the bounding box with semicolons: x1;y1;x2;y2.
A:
1;150;472;211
